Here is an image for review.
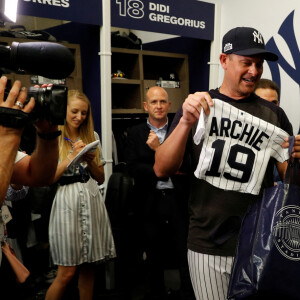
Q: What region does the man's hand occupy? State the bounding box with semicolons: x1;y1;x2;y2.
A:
146;130;160;151
0;76;35;140
181;92;214;127
0;76;35;114
282;134;300;160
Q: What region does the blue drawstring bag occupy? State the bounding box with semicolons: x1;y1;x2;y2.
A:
228;136;300;300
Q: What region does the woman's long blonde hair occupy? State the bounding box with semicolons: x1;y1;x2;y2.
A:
58;90;100;165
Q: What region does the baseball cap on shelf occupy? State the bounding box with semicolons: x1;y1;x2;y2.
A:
222;27;278;61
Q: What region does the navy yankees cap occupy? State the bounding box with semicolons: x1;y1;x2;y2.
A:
222;27;278;61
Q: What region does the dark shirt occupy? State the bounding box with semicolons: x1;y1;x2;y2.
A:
169;89;293;256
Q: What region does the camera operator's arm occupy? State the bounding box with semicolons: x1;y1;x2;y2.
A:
0;76;35;205
11;120;59;186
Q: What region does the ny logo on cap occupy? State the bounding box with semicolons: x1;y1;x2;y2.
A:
224;42;233;52
253;31;263;44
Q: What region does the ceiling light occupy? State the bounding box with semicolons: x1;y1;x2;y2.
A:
0;0;18;24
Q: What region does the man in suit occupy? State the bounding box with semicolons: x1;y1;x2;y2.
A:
125;86;194;300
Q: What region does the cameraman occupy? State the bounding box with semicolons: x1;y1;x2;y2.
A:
0;75;59;205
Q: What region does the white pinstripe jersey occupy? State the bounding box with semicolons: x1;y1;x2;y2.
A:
193;99;289;195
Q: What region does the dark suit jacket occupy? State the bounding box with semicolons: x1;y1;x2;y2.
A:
125;121;189;219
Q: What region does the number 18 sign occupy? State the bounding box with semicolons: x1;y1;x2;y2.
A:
111;0;215;40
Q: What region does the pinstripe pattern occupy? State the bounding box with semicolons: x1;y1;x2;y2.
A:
49;178;116;266
188;249;233;300
193;99;289;195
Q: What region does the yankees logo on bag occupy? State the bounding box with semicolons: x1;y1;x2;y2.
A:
272;204;300;260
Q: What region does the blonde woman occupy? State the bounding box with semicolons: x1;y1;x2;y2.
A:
45;90;116;300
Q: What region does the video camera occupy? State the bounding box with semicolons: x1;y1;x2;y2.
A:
0;41;75;126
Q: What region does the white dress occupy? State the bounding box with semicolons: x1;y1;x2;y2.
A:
48;134;116;266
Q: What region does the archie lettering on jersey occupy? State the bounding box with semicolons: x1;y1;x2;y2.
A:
193;99;289;195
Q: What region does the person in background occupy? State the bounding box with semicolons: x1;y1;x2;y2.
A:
255;78;281;184
0;184;29;299
154;27;300;300
45;90;116;300
4;183;29;259
125;86;195;300
254;78;280;106
253;80;300;141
